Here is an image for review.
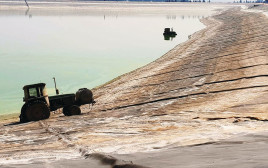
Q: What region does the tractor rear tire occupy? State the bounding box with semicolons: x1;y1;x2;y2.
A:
63;105;81;116
24;100;50;122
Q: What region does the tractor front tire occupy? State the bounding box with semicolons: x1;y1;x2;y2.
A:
24;100;50;122
63;105;81;116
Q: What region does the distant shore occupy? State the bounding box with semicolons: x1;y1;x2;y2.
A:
0;0;233;15
1;3;268;168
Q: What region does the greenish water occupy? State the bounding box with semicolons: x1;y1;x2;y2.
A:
0;5;207;115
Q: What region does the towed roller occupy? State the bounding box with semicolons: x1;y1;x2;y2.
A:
75;88;95;106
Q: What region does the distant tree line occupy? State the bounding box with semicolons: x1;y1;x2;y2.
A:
99;0;209;1
116;0;212;2
165;0;210;2
233;0;268;2
98;0;266;2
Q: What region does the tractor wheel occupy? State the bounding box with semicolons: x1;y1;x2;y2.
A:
63;105;81;116
62;106;70;116
25;100;50;122
20;103;28;123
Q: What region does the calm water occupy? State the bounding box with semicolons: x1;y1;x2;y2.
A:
0;3;209;115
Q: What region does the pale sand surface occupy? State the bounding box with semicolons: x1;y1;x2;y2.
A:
1;2;268;168
3;132;268;168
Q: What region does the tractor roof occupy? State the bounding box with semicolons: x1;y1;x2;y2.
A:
23;83;46;90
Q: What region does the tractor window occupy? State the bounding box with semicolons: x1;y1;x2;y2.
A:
29;88;38;97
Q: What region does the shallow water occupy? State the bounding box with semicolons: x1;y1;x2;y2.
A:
0;2;210;115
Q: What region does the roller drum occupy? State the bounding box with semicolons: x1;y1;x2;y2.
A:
76;88;93;105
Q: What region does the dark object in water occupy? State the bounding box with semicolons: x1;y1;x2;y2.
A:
19;79;95;123
163;28;177;40
163;28;177;36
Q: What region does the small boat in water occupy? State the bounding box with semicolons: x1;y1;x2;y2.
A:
163;28;177;40
163;28;177;36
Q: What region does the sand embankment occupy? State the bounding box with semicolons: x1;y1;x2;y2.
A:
1;4;268;168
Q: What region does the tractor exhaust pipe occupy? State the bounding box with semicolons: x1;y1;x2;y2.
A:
53;77;59;95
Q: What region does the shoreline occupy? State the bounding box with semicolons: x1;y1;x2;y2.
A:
0;0;227;117
2;3;268;167
0;1;222;120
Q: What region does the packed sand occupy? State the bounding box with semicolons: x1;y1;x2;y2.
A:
1;2;268;168
3;132;268;168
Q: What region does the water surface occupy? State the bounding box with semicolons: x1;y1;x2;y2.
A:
0;2;210;115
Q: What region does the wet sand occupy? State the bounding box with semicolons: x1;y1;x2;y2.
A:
1;2;268;168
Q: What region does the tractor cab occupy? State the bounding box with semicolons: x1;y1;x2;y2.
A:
23;83;49;105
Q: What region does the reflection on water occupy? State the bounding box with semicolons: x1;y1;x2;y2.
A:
167;15;206;20
25;8;32;18
166;15;177;20
0;4;208;115
164;35;176;41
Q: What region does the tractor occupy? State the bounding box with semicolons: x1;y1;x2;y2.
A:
19;80;95;123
